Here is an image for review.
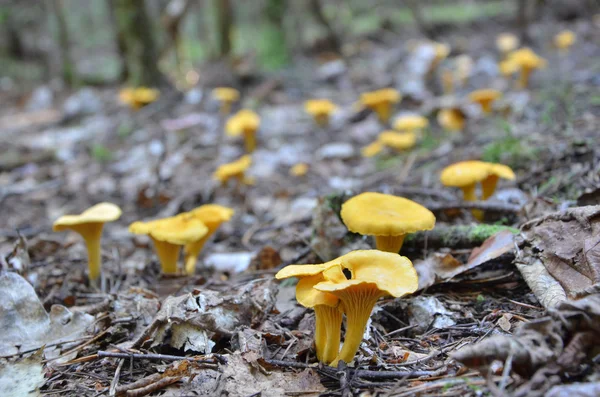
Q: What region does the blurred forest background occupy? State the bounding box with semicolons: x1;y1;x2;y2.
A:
1;0;595;92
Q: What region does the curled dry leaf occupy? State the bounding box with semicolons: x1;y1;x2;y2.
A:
0;272;94;358
453;294;600;396
518;205;600;307
149;280;277;353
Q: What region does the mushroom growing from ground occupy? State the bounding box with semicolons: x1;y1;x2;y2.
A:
440;160;515;220
213;155;253;186
129;213;208;275
437;108;466;132
393;115;429;133
118;87;159;110
183;204;235;274
304;99;338;127
496;33;519;57
53;203;122;282
340;192;435;253
377;131;417;153
361;141;384;158
212;87;240;114
503;48;547;89
554;30;576;53
468;89;502;114
360;88;401;124
289;163;309;177
226;109;261;152
314;250;418;366
275;262;346;364
455;55;473;86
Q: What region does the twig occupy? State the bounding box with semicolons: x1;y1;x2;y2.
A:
428;200;522;213
123;376;180;397
97;350;222;364
109;359;125;397
43;329;109;363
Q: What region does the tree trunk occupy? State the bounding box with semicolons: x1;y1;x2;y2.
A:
404;0;435;39
108;0;129;82
114;0;165;87
50;0;77;86
260;0;289;70
308;0;340;53
516;0;531;44
215;0;233;57
160;0;195;72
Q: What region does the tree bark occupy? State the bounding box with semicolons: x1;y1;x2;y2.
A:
215;0;233;57
260;0;289;70
50;0;77;86
308;0;340;53
108;0;129;82
516;0;531;44
114;0;166;87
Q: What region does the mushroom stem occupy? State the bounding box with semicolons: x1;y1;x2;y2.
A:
243;130;256;153
315;113;329;128
77;224;104;282
518;67;531;89
479;100;493;114
374;235;406;253
481;175;499;200
220;102;232;115
330;285;382;367
373;103;392;124
460;183;483;221
183;236;209;275
152;238;180;275
314;305;343;364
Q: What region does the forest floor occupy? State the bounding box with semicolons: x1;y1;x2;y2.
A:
0;13;599;397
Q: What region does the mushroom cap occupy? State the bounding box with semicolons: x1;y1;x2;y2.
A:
275;260;341;280
440;160;516;187
340;192;435;237
134;87;160;103
53;203;122;231
361;141;384;157
468;89;502;103
437;108;465;131
378;131;417;151
499;59;520;76
433;42;450;61
212;87;240;103
189;204;234;230
360;88;401;107
213;155;252;182
393;115;429;131
496;33;520;53
554;30;576;49
304;99;338;116
507;48;547;69
226;109;260;136
290;163;309;177
314;250;418;298
129;213;208;245
295;265;347;308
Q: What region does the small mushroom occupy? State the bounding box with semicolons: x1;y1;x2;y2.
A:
118;87;159;110
129;213;208;275
454;55;473;86
554;30;576;53
226;109;261;152
378;131;417;152
53;203;122;282
503;48;547;89
437;108;465;132
314;250;418;366
213;155;253;186
496;33;519;56
276;262;346;364
340;192;435;253
304;99;338;127
360;88;401;124
212;87;240;114
289;163;309;177
183;205;235;274
361;141;384;158
468;89;502;114
440;160;515;220
393;115;429;133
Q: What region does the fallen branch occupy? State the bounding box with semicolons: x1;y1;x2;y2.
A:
403;225;519;251
98;350;225;364
428;201;522;213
